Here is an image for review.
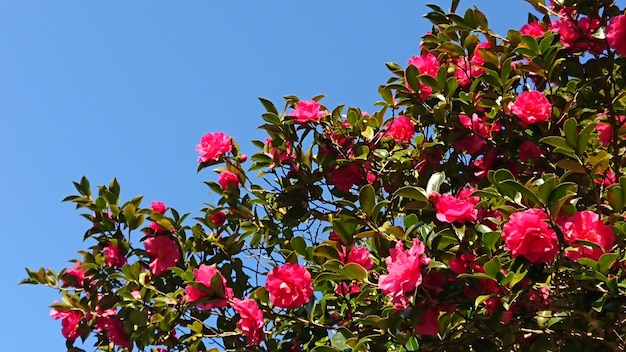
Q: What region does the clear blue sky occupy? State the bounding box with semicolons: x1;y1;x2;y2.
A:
2;0;543;350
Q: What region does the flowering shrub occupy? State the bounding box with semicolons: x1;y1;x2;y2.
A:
22;1;626;351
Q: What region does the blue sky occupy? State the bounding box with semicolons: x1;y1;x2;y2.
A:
2;1;538;350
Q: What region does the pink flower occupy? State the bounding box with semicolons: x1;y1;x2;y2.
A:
96;316;132;350
218;171;239;191
551;14;605;54
330;164;363;192
335;282;360;295
151;201;167;214
265;263;313;309
211;210;227;227
521;21;547;38
520;21;546;38
407;53;440;99
433;193;478;223
289;100;327;123
595;171;616;186
63;262;88;287
378;239;431;299
185;264;234;309
51;307;84;341
266;138;296;167
143;236;180;275
196;132;232;163
502;209;558;264
453;134;485;155
559;211;615;262
103;243;126;268
60;310;83;341
511;91;551;126
338;246;374;270
595;115;626;146
470;41;491;66
415;306;440;336
408;53;440;76
230;298;265;346
519;140;543;162
607;14;626;56
385;115;415;142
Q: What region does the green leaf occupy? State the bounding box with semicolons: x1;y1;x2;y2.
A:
258;97;278;114
483;257;501;278
598;253;619;274
291;236;307;257
563;118;578;148
359;184;376;217
394;186;429;203
341;263;368;281
312;347;341;352
473;8;488;29
577;122;596;154
426;172;445;195
500;179;542;206
520;35;539;56
331;328;355;350
540;136;574;152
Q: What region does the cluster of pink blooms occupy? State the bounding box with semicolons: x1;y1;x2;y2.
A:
218;170;239;191
384;115;415;143
336;245;374;295
196;131;232;163
184;264;265;346
142;201;180;275
502;208;614;264
265;263;314;309
406;53;440;100
51;305;131;349
378;238;431;311
185;264;234;309
454;113;501;156
431;189;479;224
289;100;327;123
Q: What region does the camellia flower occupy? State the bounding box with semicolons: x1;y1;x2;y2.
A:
338;245;374;270
559;210;615;262
385;115;415;143
230;298;265;346
211;210;227;227
407;53;440;100
143;236;180;275
218;171;239;191
265;263;313;309
521;21;547;38
511;91;552;126
330;164;364;192
607;14;626;56
196;132;232;163
415;306;441;336
185;264;234;309
595;115;626;146
151;201;167;214
550;12;606;54
95;315;132;350
378;238;431;301
289;100;327;123
265;138;296;167
63;261;88;287
103;242;126;268
519;140;543;162
432;193;478;223
501;208;558;264
51;308;83;341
